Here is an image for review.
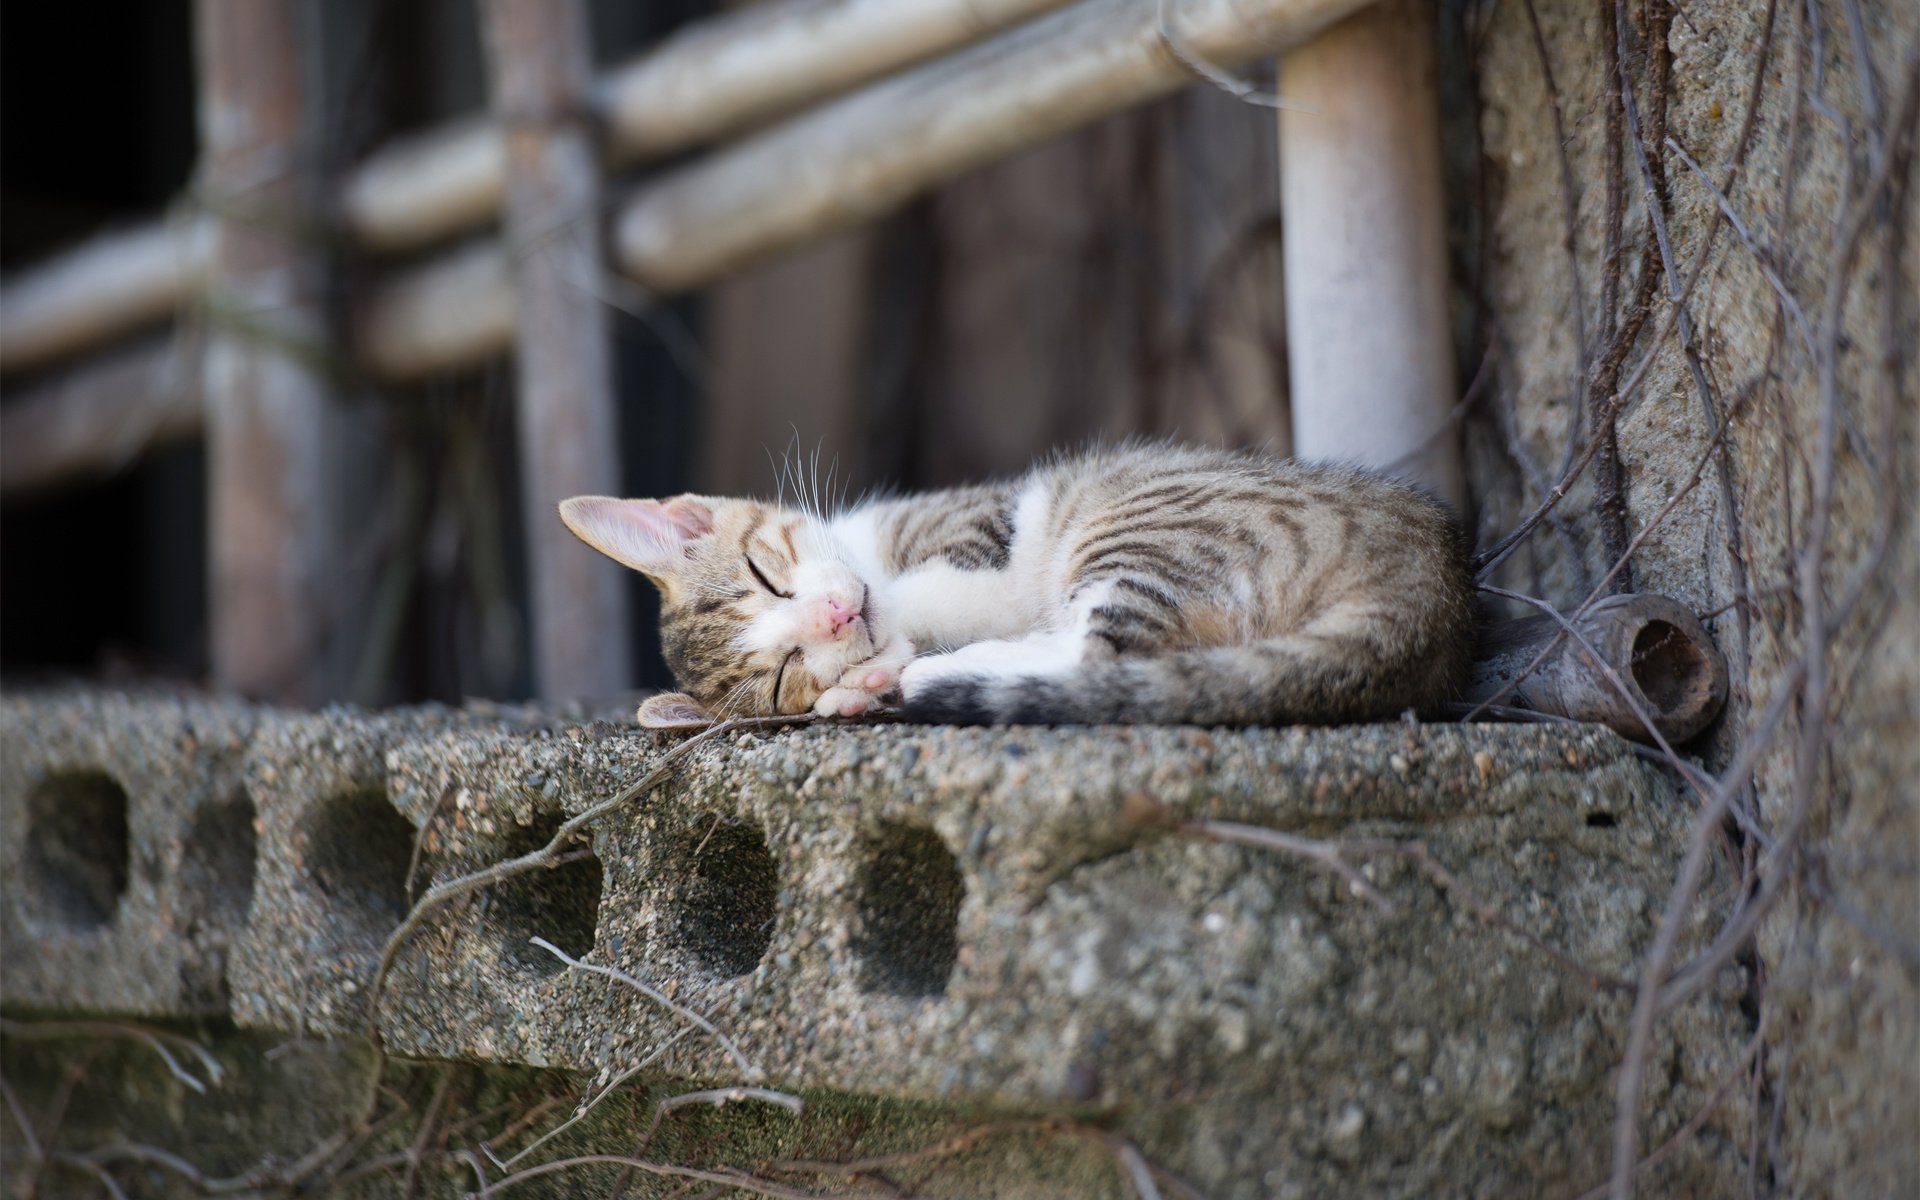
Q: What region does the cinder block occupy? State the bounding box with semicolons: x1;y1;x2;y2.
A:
1;689;257;1014
2;691;1752;1197
225;704;509;1035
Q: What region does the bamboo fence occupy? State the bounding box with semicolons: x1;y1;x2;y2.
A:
0;0;1441;702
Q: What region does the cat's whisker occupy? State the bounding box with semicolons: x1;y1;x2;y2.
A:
713;673;760;720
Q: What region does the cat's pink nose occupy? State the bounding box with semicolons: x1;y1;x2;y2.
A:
823;595;861;636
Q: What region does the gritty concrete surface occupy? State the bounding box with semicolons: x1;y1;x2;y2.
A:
3;687;1755;1197
0;690;259;1016
1467;2;1919;1193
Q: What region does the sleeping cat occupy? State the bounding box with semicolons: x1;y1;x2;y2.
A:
560;443;1474;727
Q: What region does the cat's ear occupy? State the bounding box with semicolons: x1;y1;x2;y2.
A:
636;691;714;729
558;495;714;579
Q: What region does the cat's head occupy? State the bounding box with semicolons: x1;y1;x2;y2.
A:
559;494;881;722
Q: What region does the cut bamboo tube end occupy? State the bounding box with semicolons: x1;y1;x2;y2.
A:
1467;593;1730;746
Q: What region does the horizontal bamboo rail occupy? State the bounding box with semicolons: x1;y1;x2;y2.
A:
1;0;1377;482
0;0;1076;376
0;219;213;376
346;0;1079;253
369;0;1376;378
0;342;200;495
615;0;1369;291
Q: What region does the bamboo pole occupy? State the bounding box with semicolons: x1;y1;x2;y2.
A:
0;219;212;372
4;0;1379;457
480;0;632;701
597;0;1078;163
366;0;1378;382
194;0;337;704
345;0;1079;255
4;1;1079;374
0;341;201;496
1466;594;1729;744
616;0;1373;293
353;243;516;384
1278;0;1464;508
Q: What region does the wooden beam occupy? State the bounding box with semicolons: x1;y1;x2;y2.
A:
0;341;202;497
1279;0;1464;507
194;0;336;704
481;0;632;700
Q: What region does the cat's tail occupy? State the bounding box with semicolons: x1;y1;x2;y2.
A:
901;623;1470;727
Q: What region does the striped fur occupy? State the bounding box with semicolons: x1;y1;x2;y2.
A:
563;444;1474;726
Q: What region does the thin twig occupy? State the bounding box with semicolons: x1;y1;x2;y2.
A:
406;783;458;906
358;713;812;1129
1182;819;1393;913
1154;0;1315;113
0;1019;222;1096
483;1028;692;1170
401;1066;460;1200
484;1153;853;1199
48;1154;131;1200
638;1086;807;1150
528;936;759;1079
1575;1024;1765;1200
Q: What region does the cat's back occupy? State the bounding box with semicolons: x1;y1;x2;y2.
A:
1026;443;1470;641
1027;441;1459;557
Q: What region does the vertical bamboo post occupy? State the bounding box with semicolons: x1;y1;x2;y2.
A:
1278;0;1464;509
481;0;632;700
194;0;335;702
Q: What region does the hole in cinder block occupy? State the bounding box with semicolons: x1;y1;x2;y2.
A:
494;815;603;976
669;815;778;979
853;823;964;999
1630;619;1707;715
22;770;130;931
301;788;413;939
181;790;259;929
176;790;260;1006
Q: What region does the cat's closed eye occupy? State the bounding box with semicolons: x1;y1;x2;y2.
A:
771;647;802;705
747;556;791;598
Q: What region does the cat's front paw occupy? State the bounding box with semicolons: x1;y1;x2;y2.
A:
814;686;883;718
814;638;915;718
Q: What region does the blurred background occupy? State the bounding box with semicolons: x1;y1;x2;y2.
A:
0;0;1318;707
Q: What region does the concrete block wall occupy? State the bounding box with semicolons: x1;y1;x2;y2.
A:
2;688;1754;1197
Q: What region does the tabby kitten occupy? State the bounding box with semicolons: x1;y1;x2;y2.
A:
560;444;1474;727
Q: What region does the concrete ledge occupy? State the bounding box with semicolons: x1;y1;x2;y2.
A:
2;688;1752;1197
